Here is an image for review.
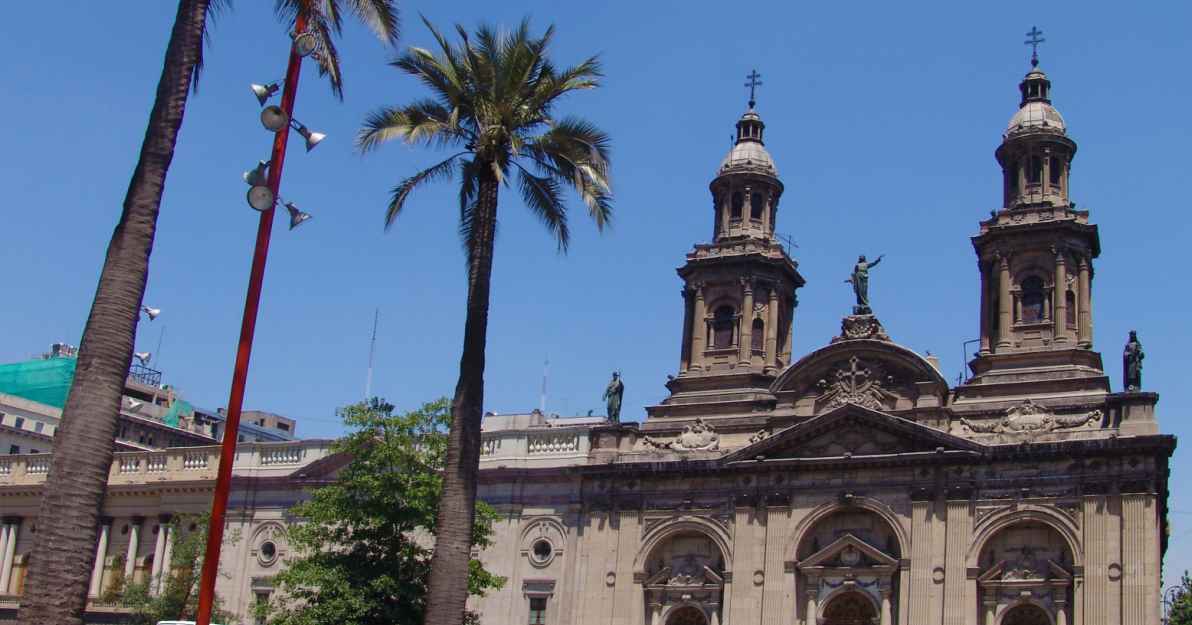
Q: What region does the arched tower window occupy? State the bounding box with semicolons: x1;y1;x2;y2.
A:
730;193;743;221
751;318;764;352
712;306;735;349
1020;276;1045;323
1049;156;1063;185
1066;291;1076;326
1027;155;1043;184
750;193;763;220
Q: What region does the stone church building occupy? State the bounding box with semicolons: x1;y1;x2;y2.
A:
469;60;1174;625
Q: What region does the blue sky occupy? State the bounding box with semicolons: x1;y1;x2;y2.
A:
2;0;1190;584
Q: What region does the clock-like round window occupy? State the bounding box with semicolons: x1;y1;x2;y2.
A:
530;539;554;565
258;540;278;566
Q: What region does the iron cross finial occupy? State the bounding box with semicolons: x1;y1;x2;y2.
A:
1024;26;1045;67
745;69;763;109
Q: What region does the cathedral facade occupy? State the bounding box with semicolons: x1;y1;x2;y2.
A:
468;60;1174;625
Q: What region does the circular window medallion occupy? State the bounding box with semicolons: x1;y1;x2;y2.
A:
605;572;616;587
258;540;279;567
1108;563;1122;581
530;539;554;566
752;570;765;586
932;566;945;583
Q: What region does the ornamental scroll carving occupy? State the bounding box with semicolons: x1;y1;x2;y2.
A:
642;418;720;452
960;399;1102;436
815;356;896;411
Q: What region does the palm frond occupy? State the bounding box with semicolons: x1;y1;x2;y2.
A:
357;100;469;152
384;153;465;229
514;163;570;251
271;0;400;97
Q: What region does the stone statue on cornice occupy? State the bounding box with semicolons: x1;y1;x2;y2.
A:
846;254;885;314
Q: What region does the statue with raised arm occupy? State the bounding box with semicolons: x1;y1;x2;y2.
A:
846;254;885;312
603;371;624;423
1123;330;1144;391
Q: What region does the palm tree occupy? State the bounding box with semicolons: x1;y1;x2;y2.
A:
358;18;612;625
18;3;397;624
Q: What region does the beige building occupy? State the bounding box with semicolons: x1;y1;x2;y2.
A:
0;59;1175;625
466;60;1173;625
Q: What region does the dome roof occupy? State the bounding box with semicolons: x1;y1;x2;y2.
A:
718;140;777;176
1005;100;1066;136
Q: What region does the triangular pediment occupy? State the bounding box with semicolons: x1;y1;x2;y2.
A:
724;403;985;464
799;533;898;570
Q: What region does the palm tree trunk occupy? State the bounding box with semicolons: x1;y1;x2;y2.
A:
423;167;499;625
18;2;210;623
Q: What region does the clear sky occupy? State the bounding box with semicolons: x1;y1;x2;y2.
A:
2;0;1189;586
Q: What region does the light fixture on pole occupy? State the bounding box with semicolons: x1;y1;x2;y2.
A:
250;82;280;106
141;306;161;321
243;160;270;187
125;398;144;413
247;185;276;212
292;31;320;57
291;121;326;152
260;105;290;132
133;352;152;365
285;201;312;229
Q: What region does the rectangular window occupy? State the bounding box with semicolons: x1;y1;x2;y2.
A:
14;417;24;430
8;445;19;455
255;591;271;625
277;423;290;431
529;597;547;625
35;421;45;433
30;449;39;454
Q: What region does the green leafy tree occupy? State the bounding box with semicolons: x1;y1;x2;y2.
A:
358;19;612;625
20;3;397;624
1169;572;1192;625
265;398;503;625
121;514;234;625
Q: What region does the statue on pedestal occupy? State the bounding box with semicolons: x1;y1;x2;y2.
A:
846;254;884;314
1123;331;1144;391
603;371;624;423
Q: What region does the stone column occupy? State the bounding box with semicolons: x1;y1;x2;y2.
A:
0;519;18;595
0;524;8;593
690;284;706;371
765;287;779;373
679;287;693;373
1016;161;1026;203
150;516;168;595
1054;250;1070;344
804;586;818;625
89;518;112;597
997;255;1012;349
1041;149;1052;196
880;589;892;625
1056;598;1068;625
158;523;175;594
125;517;143;581
982;595;996;625
1078;257;1092;347
739;278;754;366
978;261;991;354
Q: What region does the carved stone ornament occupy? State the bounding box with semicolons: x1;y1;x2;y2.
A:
748;428;772;444
642;418;720;452
960;400;1101;437
832;313;891;343
815;356;894;411
1002;546;1043;581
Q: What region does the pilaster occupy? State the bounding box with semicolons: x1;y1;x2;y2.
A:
612;508;641;625
909;499;933;623
943;499;971;625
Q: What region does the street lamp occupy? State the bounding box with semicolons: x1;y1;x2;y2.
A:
141;306;161;321
292;121;326;152
133;351;151;365
195;20;322;625
250;82;280;106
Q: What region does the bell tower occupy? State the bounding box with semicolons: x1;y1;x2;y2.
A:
649;74;805;422
962;42;1108;399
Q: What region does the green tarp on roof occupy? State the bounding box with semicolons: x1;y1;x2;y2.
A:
0;357;76;408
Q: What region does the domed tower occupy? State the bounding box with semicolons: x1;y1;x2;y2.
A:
962;46;1107;401
648;77;805;423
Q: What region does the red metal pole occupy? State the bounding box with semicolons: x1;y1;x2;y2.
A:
194;15;306;625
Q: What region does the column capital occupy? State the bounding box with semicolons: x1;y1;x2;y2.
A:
1;517;21;526
739;275;754;292
157;513;173;524
131;515;146;525
99;516;114;526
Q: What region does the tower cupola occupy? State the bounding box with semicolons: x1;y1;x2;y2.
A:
709;72;783;242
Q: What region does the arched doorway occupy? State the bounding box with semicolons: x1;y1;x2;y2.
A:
1000;603;1051;625
666;606;708;625
822;591;877;625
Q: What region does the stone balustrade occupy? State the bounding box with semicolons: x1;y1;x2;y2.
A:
0;439;334;487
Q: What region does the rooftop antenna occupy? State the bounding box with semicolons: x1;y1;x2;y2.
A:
539;356;549;414
153;325;167;370
365;308;379;400
1024;26;1045;67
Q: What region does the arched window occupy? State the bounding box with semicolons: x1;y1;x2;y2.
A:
1020;276;1045;323
1049;157;1063;185
750;193;764;220
751;318;764;352
1027;156;1043;184
712;305;735;349
730;193;743;220
1005;163;1018;195
1066;291;1076;326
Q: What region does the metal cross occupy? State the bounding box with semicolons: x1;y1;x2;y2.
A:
745;69;763;108
1024;26;1045;66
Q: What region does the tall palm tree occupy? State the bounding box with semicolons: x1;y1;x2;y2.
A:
358;18;612;625
18;2;397;624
